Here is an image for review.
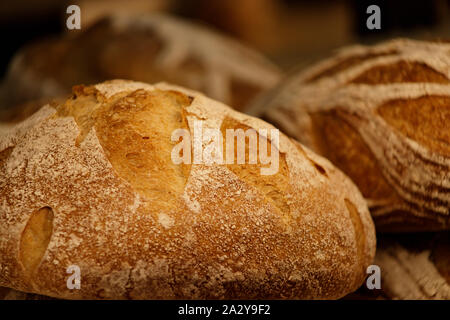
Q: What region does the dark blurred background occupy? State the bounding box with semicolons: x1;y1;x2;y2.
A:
0;0;449;76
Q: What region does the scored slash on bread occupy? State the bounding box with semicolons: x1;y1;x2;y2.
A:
0;80;375;299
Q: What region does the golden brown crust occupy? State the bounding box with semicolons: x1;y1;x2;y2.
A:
0;14;281;111
0;80;375;299
252;38;450;232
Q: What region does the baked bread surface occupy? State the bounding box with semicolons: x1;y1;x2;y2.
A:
0;14;281;111
251;39;450;232
0;80;375;299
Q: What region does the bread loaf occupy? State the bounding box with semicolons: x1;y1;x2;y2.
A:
0;98;63;123
0;80;375;299
0;14;281;111
375;232;450;299
251;39;450;232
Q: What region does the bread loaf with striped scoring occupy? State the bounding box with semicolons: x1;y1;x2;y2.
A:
250;38;450;232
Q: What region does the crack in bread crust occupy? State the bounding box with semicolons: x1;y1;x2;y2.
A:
0;80;375;300
220;117;290;222
57;86;193;211
19;207;54;276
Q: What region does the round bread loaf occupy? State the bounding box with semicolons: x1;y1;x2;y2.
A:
0;80;375;299
0;286;51;300
250;38;450;232
0;14;281;111
375;232;450;299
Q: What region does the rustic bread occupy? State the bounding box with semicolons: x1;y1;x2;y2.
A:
375;232;450;299
0;80;375;299
0;14;281;111
250;38;450;232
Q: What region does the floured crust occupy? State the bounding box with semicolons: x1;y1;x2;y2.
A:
0;14;281;112
0;80;375;299
251;38;450;232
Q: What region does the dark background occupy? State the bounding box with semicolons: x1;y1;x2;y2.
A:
0;0;449;76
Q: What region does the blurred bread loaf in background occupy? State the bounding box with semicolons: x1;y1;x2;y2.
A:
375;232;450;299
343;232;450;300
0;13;281;115
73;0;172;30
0;80;375;299
250;39;450;232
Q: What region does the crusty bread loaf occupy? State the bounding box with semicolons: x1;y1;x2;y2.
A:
0;80;375;299
375;232;450;299
250;38;450;232
0;14;281;111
